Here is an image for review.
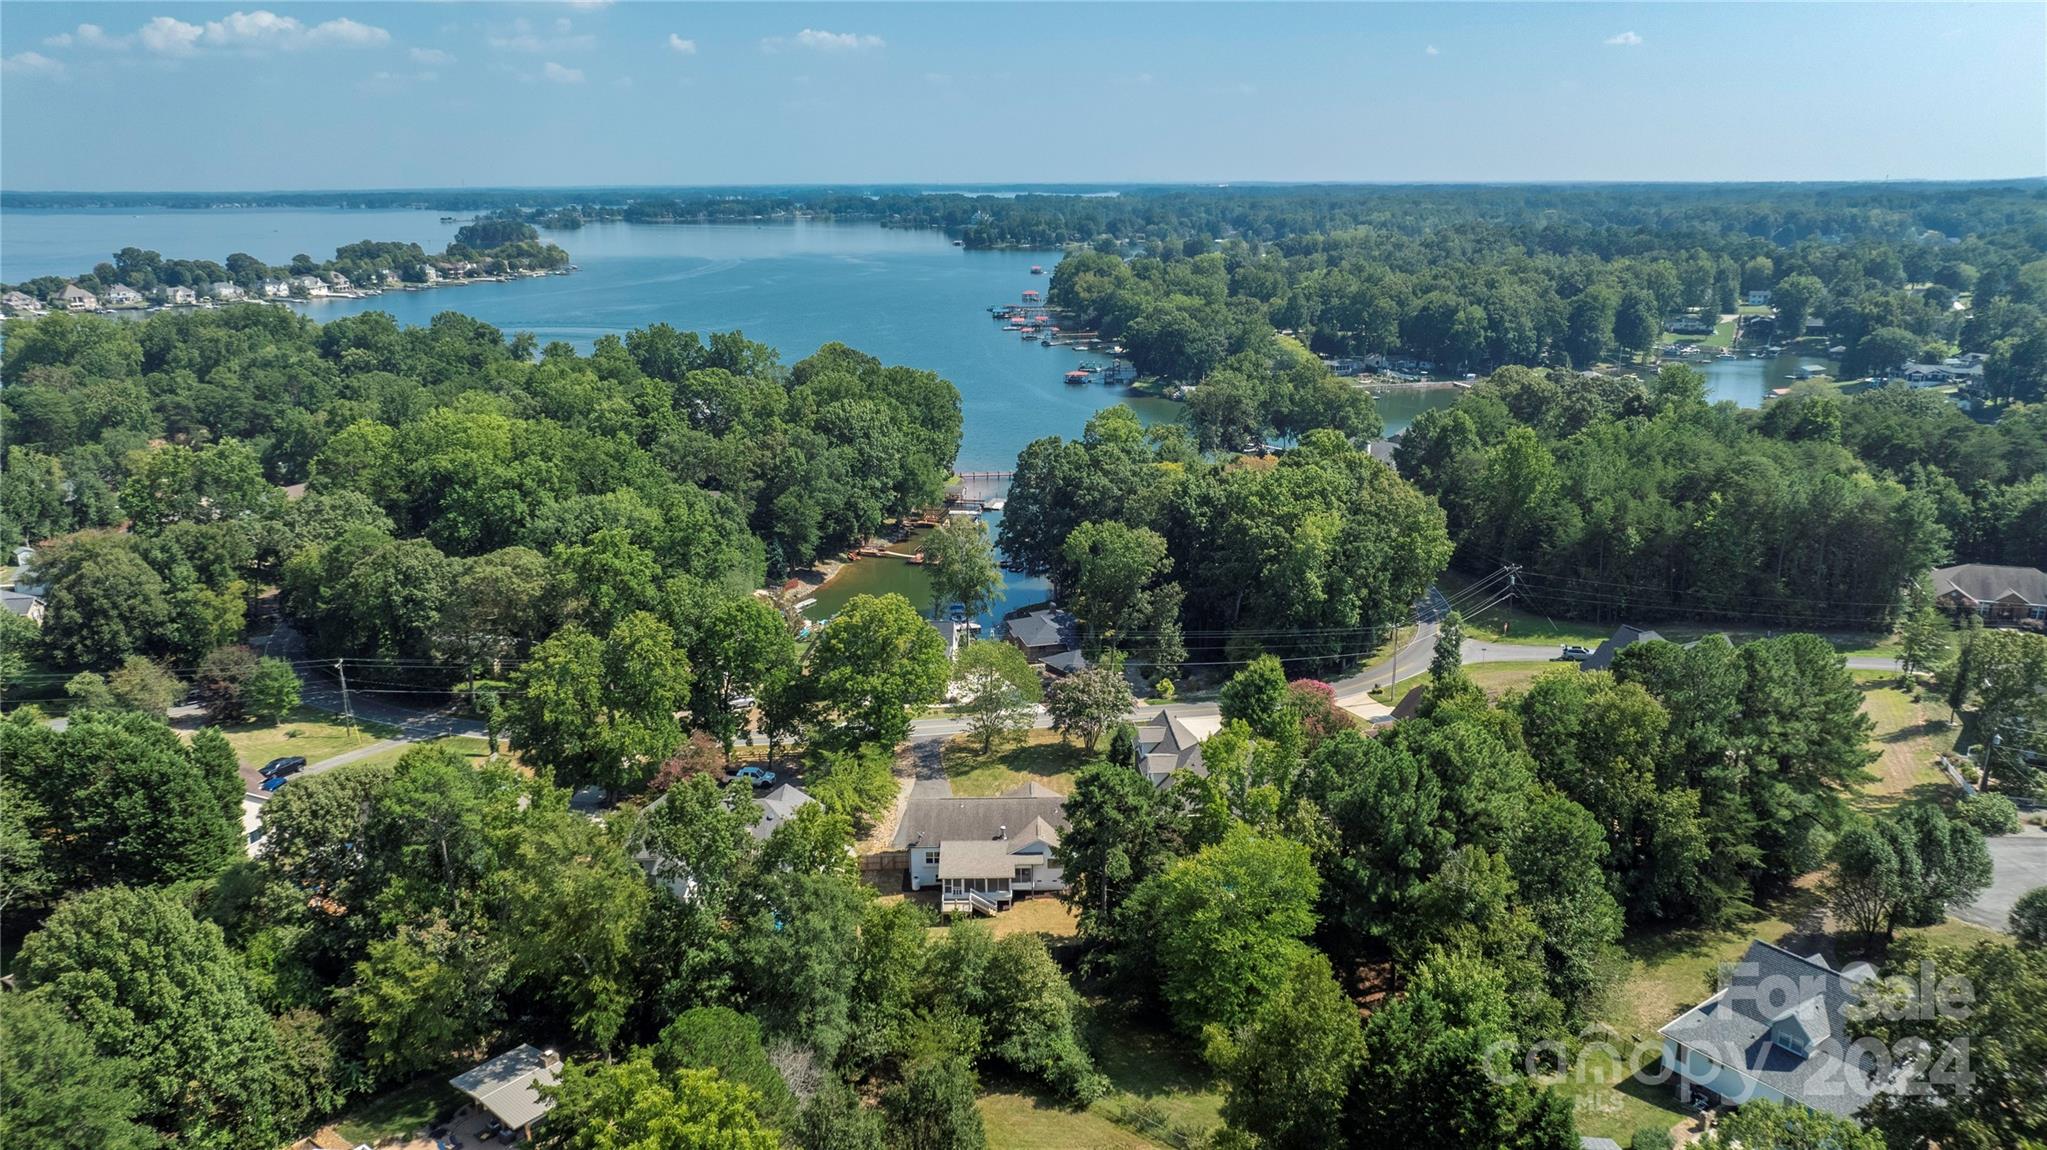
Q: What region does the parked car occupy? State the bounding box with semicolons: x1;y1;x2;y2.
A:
1559;645;1593;661
260;755;307;778
733;765;777;787
260;774;290;793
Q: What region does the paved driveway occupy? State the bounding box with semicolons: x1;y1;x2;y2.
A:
1953;825;2047;933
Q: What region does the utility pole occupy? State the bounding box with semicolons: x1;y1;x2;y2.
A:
335;658;355;738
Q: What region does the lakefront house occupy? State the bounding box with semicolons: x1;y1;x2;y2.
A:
893;782;1068;914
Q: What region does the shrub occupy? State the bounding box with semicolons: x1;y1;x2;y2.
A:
807;743;899;830
1956;792;2021;835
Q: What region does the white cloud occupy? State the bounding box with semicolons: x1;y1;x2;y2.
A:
489;17;594;54
763;29;885;54
668;34;697;55
136;11;389;56
1426;44;1439;57
2;51;65;77
304;18;390;49
410;47;455;66
140;16;205;55
542;60;584;84
43;32;72;48
1603;31;1644;47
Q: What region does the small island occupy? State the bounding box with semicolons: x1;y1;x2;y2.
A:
0;217;570;317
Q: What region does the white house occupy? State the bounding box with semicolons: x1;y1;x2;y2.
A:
1658;939;1888;1119
892;782;1068;914
158;285;198;306
1747;289;1772;306
209;281;245;300
2;591;46;625
102;283;143;306
58;284;98;311
1;290;45;315
289;274;330;297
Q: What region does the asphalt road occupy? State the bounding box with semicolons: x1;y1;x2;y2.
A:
1953;825;2046;933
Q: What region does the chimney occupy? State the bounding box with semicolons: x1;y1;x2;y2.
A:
998;824;1008;840
542;1048;562;1070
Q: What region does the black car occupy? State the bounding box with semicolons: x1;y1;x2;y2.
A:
260;755;307;778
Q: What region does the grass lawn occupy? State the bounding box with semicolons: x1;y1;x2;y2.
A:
332;1076;463;1145
1368;661;1560;706
218;706;398;769
347;734;499;772
1854;677;1960;812
1542;1042;1690;1145
943;729;1103;797
982;1007;1223;1150
1660;316;1736;350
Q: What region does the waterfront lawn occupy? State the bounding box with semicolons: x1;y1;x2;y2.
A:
982;1006;1222;1150
943;729;1103;797
219;707;397;768
1660;316;1736;349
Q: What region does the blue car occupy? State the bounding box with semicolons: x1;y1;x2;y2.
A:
260;774;289;793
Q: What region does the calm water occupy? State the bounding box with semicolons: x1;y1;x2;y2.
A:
1;208;1461;469
1700;350;1839;407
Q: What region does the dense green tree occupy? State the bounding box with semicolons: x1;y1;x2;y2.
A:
1;709;240;892
33;532;171;669
243;656;301;722
15;886;294;1148
1044;665;1134;752
1347;948;1577;1150
1697;1098;1881;1150
2010;886;2047;948
537;1054;779;1150
923;516;1004;622
341;916;506;1081
1125;828;1320;1035
1219;653;1292;738
951;639;1042;752
655;1007;799;1130
925;925;1107;1101
803;593;949;747
509;613;691;792
1209;948;1364;1150
0;994;159;1150
1860;939;2047;1150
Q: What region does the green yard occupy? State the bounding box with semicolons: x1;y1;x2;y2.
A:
943;729;1103;797
1660;315;1736;349
982;1006;1223;1150
1369;661;1561;706
345;734;498;772
217;707;398;769
1854;677;1959;812
332;1076;463;1145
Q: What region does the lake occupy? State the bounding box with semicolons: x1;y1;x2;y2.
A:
7;208;1461;473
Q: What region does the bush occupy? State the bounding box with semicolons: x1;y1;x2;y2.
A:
807;743;899;830
1956;793;2021;836
1630;1126;1674;1150
2011;886;2047;948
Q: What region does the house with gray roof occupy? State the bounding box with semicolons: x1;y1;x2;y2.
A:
1930;562;2047;626
635;781;817;901
1005;607;1078;663
1580;624;1665;672
1658;939;1888;1119
451;1044;561;1140
891;782;1067;914
1133;709;1205;784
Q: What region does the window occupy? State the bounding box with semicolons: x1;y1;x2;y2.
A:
1978;603;1994;617
2031;606;2045;621
1014;866;1033;881
923;850;940;866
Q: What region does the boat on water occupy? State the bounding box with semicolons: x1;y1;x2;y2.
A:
1064;370;1091;385
1077;360;1100;371
1030;265;1044;275
1020;328;1038;338
1041;337;1055;346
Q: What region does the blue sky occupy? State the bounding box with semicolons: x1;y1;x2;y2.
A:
3;2;2041;190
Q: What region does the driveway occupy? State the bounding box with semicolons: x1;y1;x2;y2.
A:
1953;825;2047;933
